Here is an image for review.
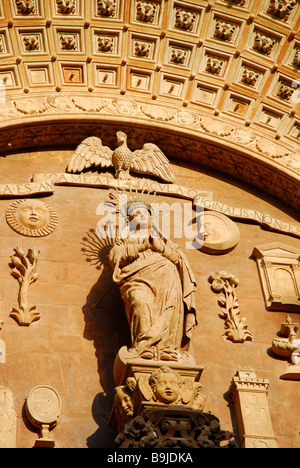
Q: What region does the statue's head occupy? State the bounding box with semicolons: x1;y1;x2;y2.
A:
149;366;181;404
127;201;152;234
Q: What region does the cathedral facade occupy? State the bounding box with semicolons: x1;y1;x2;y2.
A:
0;0;299;448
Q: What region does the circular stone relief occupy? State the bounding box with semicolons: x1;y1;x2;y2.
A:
6;199;58;237
194;211;240;254
26;385;61;428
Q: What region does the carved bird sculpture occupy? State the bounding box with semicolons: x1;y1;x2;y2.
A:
67;131;175;183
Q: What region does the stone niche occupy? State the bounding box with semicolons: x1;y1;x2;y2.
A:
252;243;300;312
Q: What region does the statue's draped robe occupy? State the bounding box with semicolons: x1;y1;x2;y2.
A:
109;237;197;355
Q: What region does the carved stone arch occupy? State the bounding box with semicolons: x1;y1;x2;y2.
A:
0;110;299;211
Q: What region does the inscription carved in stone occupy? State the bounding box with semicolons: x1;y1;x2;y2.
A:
97;0;116;16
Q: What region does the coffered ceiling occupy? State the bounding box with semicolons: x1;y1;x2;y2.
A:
0;0;300;209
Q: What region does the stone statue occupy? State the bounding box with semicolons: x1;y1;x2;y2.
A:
108;199;197;362
67;131;175;182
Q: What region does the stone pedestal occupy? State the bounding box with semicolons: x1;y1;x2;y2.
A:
109;348;237;448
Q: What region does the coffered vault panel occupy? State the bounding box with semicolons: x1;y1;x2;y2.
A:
0;0;300;208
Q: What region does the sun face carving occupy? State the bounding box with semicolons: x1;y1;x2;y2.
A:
6;199;58;237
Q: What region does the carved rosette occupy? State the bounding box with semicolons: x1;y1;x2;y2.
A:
209;271;253;343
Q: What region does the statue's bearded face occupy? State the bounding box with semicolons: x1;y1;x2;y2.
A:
18;200;47;230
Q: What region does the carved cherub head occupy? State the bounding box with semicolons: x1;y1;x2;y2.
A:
149;366;182;404
114;377;137;418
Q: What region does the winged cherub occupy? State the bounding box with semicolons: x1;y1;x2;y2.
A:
67;131;175;183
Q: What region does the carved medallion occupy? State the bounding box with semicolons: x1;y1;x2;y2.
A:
26;385;61;447
6;199;58;237
194;211;240;254
26;385;61;427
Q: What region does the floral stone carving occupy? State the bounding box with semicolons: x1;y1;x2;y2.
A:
10;247;40;326
209;271;253;343
272;315;300;380
109;359;237;448
26;385;61;448
108;196;196;363
16;0;36;15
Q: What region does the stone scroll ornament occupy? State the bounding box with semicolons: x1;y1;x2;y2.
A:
209;271;253;343
6;199;58;237
10;247;40;326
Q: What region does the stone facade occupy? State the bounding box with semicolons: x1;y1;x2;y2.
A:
0;0;299;449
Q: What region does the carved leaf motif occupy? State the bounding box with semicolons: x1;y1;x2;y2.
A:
209;272;253;343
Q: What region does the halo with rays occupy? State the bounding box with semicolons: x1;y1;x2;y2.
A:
81;188;169;271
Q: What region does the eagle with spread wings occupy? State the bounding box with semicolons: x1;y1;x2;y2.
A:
67;131;175;183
